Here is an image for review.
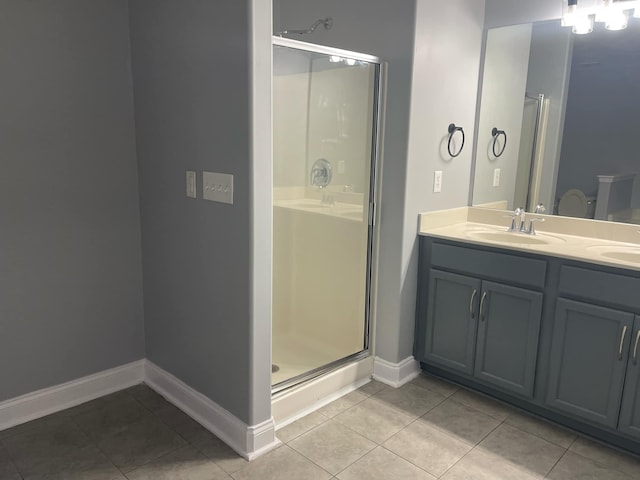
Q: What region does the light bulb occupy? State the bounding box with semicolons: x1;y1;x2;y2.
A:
596;0;612;22
606;10;629;29
329;55;341;63
345;58;356;66
573;15;594;33
562;3;579;26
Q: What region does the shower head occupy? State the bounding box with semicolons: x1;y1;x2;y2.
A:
277;17;333;36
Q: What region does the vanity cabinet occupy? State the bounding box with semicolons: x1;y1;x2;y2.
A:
545;299;634;428
619;317;640;440
419;243;544;398
416;237;640;453
423;270;479;375
545;265;640;437
474;281;542;397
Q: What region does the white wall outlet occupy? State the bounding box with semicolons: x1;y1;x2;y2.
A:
186;171;197;198
203;171;234;205
338;160;346;174
493;168;501;187
433;170;443;193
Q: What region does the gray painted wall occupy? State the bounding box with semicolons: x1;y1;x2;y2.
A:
274;0;417;364
129;0;255;424
485;0;562;27
401;0;485;363
0;0;145;401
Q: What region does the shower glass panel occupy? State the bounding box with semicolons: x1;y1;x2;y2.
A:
272;38;381;391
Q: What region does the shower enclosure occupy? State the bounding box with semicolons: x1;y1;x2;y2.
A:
272;37;382;392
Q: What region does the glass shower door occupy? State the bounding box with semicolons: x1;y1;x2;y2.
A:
272;38;381;391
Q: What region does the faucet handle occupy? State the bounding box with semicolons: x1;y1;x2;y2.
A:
534;203;546;214
504;209;521;231
528;217;545;235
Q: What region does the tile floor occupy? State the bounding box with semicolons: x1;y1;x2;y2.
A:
1;373;640;479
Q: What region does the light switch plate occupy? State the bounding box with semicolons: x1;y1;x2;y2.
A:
493;168;501;187
433;171;443;193
186;171;197;198
203;171;234;204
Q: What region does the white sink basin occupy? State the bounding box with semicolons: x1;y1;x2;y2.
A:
466;230;566;245
587;245;640;263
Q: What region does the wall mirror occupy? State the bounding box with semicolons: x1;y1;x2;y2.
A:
471;15;640;224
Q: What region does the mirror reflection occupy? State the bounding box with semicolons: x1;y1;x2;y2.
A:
472;17;640;224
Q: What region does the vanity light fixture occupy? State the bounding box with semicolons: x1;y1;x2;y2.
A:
562;0;580;26
562;0;594;33
562;0;637;33
595;0;633;29
606;9;629;29
574;15;595;33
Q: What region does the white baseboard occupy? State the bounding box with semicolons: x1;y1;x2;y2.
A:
372;356;421;388
0;360;145;432
144;361;279;460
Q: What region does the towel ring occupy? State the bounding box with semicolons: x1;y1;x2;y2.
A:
491;127;507;157
447;124;465;158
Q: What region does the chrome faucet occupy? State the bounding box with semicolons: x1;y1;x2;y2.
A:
506;208;524;232
518;210;527;232
526;217;545;235
524;204;546;234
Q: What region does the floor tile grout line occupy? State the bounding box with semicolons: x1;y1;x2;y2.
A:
278;413;331;444
287;431;377;478
567;435;640;478
377;443;444;478
66;411;130;479
542;445;570;479
66;399;168;479
74;388;193;478
434;416;506;479
502;416;577;450
410;379;459;399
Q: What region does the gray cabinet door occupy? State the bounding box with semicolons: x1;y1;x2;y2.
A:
474;281;542;397
619;316;640;440
423;269;481;375
546;298;634;428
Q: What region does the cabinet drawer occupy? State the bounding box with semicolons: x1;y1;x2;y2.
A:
559;266;640;312
431;243;546;289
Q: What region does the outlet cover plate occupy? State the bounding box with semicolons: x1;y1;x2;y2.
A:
203;171;234;204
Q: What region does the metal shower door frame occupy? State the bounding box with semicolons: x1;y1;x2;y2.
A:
271;36;386;394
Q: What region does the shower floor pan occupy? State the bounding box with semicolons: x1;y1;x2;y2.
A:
272;331;360;387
